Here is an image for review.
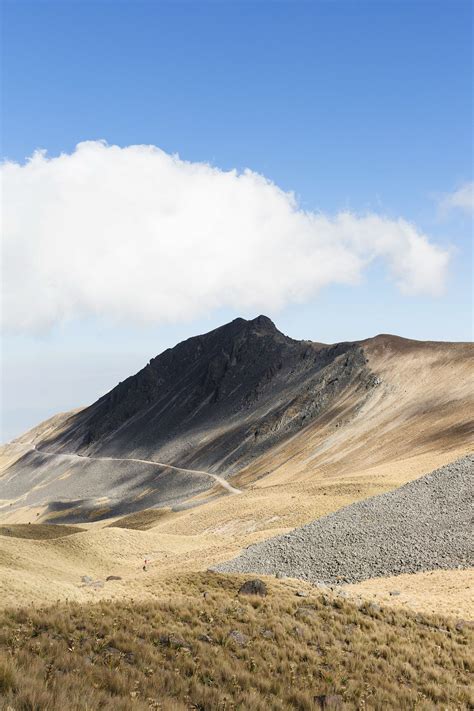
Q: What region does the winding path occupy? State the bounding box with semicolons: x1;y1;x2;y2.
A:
32;445;242;496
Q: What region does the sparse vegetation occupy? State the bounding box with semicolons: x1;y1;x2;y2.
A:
0;573;472;710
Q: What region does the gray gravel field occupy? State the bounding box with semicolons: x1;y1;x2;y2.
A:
216;455;474;584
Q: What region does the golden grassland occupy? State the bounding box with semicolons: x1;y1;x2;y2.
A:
345;569;474;621
1;573;473;711
1;446;472;618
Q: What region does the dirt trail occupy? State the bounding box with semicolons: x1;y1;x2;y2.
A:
32;445;242;496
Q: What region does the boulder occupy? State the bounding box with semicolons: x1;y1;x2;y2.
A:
159;633;191;650
228;630;247;646
238;579;267;597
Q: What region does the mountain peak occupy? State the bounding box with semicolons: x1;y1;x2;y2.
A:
223;314;280;336
205;314;284;345
248;314;278;332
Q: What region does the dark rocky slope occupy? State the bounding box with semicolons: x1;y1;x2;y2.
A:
38;316;374;473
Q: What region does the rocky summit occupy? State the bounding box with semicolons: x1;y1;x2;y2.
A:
37;315;370;468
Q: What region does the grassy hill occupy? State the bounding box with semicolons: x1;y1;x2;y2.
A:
0;573;472;711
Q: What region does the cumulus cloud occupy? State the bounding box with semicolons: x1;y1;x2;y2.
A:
439;182;474;214
2;141;449;333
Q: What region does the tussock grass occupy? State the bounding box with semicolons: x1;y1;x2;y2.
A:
0;524;84;540
0;573;472;710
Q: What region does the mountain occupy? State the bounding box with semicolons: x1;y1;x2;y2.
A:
36;315;372;468
0;316;472;523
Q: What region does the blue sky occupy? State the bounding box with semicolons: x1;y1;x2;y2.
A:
1;0;473;441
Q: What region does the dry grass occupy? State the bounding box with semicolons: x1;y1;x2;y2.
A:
108;508;175;530
0;524;85;540
345;569;474;620
0;573;472;711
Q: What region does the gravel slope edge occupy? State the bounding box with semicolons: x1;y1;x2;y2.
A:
215;455;474;584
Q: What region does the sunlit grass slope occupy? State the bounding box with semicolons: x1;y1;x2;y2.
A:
0;573;473;711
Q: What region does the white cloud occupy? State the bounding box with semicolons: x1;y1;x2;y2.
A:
439;182;474;214
1;141;450;333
